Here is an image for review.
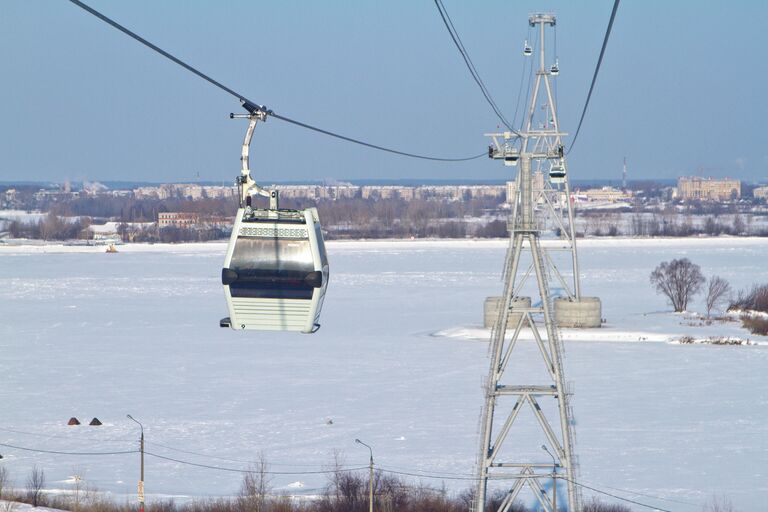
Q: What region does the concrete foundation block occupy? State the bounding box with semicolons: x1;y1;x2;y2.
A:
554;296;602;328
483;296;532;329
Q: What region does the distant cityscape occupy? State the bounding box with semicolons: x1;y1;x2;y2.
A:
1;175;767;243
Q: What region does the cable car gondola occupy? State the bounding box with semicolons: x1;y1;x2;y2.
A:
523;40;533;56
488;139;520;167
550;59;560;76
220;105;329;333
502;142;520;167
549;160;566;184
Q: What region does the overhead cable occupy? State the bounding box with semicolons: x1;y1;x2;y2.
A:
66;0;485;163
145;451;367;476
146;440;366;469
376;467;683;511
376;468;678;511
567;0;621;154
0;441;136;457
0;438;690;509
433;0;519;135
270;112;486;161
562;477;675;512
378;467;476;481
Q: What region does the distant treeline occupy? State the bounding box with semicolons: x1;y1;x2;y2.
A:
577;211;768;237
4;190;768;242
0;462;634;512
2;195;509;241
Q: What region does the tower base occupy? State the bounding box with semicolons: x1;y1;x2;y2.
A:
484;296;602;328
483;296;532;328
554;296;602;328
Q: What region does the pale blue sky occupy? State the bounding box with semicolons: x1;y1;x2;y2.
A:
1;1;767;183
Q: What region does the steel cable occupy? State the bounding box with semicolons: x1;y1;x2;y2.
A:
567;0;621;154
67;0;485;163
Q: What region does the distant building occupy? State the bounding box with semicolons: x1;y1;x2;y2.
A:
158;212;198;228
134;184;235;200
582;186;631;202
753;186;768;200
677;177;740;201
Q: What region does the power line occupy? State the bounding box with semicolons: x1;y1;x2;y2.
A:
567;0;621;154
0;441;136;457
564;477;675;512
378;467;684;511
0;437;691;509
0;426;136;445
145;451;367;476
379;467;476;481
0;425;368;471
433;0;519;136
66;0;485;163
577;479;700;507
146;440;363;469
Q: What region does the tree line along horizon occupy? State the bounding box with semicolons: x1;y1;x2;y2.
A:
2;182;768;242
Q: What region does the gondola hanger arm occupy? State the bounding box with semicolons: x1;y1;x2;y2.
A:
231;102;277;208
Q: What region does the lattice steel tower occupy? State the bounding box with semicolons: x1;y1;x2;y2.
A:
474;14;581;512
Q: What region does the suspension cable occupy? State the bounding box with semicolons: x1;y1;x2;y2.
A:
567;0;621;154
66;0;485;163
510;49;529;128
433;0;519;135
520;32;538;132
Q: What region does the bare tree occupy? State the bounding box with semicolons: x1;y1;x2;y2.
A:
69;468;95;512
0;465;9;500
26;466;45;507
705;275;732;318
650;258;705;312
238;452;272;512
703;495;736;512
0;501;18;512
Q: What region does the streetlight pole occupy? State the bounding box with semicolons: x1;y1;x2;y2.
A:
541;445;558;512
127;414;145;512
355;439;374;512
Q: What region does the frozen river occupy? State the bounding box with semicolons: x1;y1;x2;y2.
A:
0;238;766;510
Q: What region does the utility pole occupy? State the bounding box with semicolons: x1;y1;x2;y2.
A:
355;439;374;512
127;414;145;512
542;444;558;512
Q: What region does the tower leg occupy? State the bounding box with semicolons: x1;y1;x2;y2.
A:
475;155;578;512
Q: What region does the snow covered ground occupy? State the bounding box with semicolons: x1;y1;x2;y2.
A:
0;238;766;510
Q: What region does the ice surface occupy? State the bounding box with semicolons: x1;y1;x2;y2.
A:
0;238;766;510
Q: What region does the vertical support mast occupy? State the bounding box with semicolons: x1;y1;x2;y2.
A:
527;13;581;300
477;13;585;512
474;155;578;512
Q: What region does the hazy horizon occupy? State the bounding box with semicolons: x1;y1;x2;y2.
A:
2;1;767;183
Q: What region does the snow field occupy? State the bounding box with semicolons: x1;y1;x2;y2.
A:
0;238;766;510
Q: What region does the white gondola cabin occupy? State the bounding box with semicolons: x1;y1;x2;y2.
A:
549;162;566;184
504;147;520;167
523;40;532;56
221;206;328;333
220;103;329;333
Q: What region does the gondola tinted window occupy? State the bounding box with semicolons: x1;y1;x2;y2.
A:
228;237;316;299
